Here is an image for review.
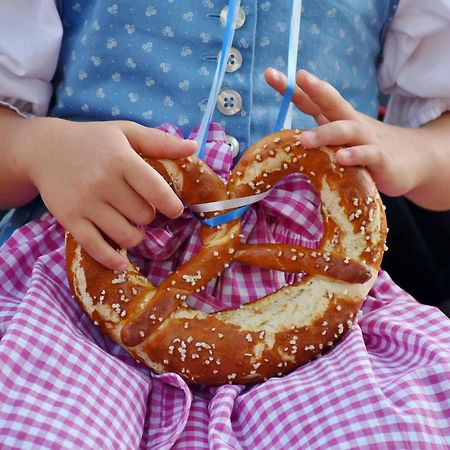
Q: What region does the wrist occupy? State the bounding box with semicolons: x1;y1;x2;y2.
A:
403;127;442;207
0;108;68;207
13;116;69;185
0;108;37;206
380;122;428;194
405;128;431;191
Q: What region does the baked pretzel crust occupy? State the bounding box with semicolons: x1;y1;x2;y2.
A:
66;129;387;385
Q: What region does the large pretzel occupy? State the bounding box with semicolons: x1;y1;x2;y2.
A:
66;129;387;385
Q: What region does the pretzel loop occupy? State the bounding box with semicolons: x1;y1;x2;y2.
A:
66;129;387;385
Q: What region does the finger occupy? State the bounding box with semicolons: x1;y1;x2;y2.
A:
296;70;358;122
299;120;375;149
70;219;130;272
118;121;197;159
313;114;329;126
264;68;327;120
106;182;156;226
336;145;384;169
88;203;145;250
124;155;184;218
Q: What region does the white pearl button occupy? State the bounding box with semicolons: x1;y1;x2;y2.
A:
220;6;246;29
216;89;242;116
225;135;240;158
224;47;243;73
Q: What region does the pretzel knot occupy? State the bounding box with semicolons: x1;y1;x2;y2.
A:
66;129;387;385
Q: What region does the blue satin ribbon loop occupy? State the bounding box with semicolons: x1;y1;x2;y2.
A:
201;205;250;228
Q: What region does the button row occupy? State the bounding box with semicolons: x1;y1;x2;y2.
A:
217;5;246;157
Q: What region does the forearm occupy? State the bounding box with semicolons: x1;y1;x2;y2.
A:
0;106;39;208
404;112;450;211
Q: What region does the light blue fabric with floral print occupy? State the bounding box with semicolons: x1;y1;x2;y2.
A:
0;0;400;244
50;0;399;149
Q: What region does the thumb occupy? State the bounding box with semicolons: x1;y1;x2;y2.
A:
119;121;198;159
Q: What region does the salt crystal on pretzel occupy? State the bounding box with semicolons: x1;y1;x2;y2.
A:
65;129;387;385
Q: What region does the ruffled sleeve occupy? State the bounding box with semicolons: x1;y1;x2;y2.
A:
378;0;450;127
0;0;62;117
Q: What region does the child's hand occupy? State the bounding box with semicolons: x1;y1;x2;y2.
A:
20;118;197;271
264;68;428;199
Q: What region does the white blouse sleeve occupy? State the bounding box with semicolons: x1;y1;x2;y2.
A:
378;0;450;128
0;0;62;117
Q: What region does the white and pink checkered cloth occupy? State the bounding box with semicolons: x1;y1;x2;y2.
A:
1;124;449;449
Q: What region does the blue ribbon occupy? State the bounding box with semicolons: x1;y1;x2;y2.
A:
274;0;302;132
196;0;240;161
200;0;302;228
201;204;250;227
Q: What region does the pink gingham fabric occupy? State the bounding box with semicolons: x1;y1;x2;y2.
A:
1;124;450;449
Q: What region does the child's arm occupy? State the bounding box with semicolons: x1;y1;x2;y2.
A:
0;106;40;208
265;68;450;211
0;106;197;270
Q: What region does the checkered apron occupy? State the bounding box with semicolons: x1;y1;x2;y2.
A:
1;124;449;449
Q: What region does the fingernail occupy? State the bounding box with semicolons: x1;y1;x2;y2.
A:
117;260;129;272
270;68;282;80
301;131;317;147
337;149;350;162
306;71;317;82
174;205;185;219
185;139;198;150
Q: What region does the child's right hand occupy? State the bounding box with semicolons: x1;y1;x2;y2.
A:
15;118;197;271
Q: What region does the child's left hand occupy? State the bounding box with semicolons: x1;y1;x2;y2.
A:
264;68;427;199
